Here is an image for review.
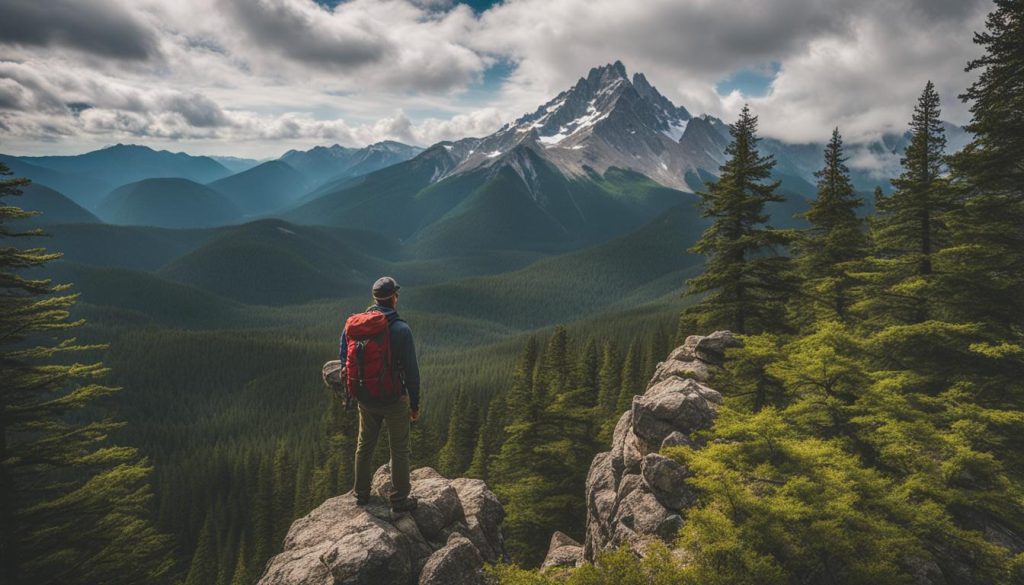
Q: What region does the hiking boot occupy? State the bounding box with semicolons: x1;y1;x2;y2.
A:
390;496;418;513
354;493;370;506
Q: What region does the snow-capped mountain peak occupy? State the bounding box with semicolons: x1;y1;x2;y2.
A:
436;61;719;190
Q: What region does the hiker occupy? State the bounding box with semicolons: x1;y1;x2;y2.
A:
339;276;420;513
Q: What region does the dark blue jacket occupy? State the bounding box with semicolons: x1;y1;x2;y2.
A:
339;305;420;410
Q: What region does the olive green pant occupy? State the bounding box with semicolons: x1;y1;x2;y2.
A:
353;395;411;501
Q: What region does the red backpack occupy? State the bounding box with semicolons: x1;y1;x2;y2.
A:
343;311;402;403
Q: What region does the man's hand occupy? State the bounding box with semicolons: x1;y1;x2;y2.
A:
410;409;420;422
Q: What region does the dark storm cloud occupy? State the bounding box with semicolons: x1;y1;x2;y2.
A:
161;93;232;128
221;0;393;68
0;0;159;61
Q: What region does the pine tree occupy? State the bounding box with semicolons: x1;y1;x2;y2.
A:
575;338;601;407
184;515;218;585
859;81;952;325
0;162;174;584
251;458;274;573
792;128;868;325
492;331;601;566
941;0;1024;336
939;0;1024;470
467;393;506;482
438;386;478;477
596;342;621;415
535;326;570;402
229;534;250;585
685;105;795;334
292;455;313;518
614;341;642;414
505;337;540;425
271;441;296;545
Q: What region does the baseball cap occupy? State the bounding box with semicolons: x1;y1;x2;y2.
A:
372;276;401;299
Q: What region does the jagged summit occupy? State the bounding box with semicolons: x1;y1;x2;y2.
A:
432;61;717;190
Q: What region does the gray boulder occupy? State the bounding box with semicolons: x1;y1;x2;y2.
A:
649;357;716;385
641;453;694;510
660;431;694;450
258;466;504;585
418;533;484;585
614;487;683;543
679;330;739;364
609;410;633;474
631;378;720;452
541;531;584;571
451;478;506;561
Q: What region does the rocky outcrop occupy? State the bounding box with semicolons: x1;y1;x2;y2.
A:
257;466;505;585
540;532;584;572
577;330;737;562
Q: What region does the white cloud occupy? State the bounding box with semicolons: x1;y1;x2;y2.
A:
0;0;995;157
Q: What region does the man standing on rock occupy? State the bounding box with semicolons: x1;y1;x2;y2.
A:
340;276;420;513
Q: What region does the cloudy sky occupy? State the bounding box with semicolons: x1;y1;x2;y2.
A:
0;0;992;158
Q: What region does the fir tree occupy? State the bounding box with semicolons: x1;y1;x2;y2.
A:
859;81;952;325
505;337;540;425
575;338;601;407
686;105;795;334
467;393;507;482
271;441;296;544
942;0;1024;332
535;326;570;402
229;534;250;585
0;162;173;584
251;458;274;573
492;330;601;566
184;515;218;585
793;128;868;325
438;386;478;477
614;340;642;414
940;0;1024;469
293;456;312;518
596;342;621;415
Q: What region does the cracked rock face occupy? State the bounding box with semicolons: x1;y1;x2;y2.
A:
257;466;506;585
577;331;737;562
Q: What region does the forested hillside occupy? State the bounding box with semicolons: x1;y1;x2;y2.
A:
2;2;1022;584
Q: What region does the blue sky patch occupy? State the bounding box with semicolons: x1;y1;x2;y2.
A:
715;62;781;97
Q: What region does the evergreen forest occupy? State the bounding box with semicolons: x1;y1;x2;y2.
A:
2;2;1023;584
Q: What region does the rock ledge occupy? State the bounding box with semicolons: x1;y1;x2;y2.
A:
258;466;506;585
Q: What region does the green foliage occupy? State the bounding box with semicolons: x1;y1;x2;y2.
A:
614;340;642;414
791;128;868;326
184;515;218;585
938;0;1024;474
856;82;953;326
488;543;688;585
467;393;506;482
0;162;174;584
716;332;786;412
685;105;795;334
596;342;621;416
490;327;664;567
438;386;479;477
672;408;927;585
